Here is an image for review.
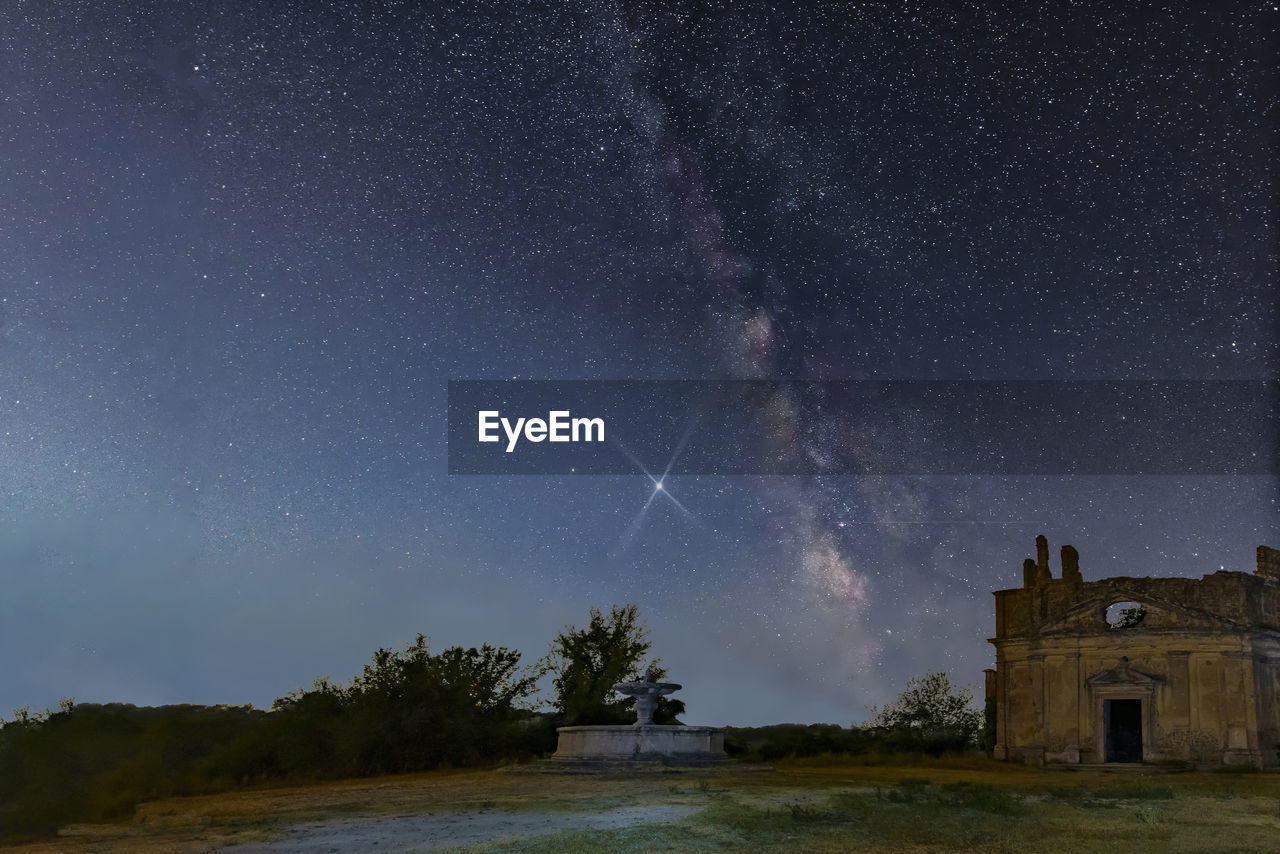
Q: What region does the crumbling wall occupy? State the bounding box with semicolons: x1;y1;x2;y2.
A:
990;537;1280;768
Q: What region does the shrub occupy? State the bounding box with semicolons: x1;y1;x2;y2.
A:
866;672;983;755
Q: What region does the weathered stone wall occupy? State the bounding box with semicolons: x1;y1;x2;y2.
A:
989;537;1280;767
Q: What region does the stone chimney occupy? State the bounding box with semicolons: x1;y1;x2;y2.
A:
1257;545;1280;582
1023;558;1039;587
1034;534;1052;584
1023;535;1055;587
1061;544;1082;584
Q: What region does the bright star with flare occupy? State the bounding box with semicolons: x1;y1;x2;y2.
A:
609;421;700;557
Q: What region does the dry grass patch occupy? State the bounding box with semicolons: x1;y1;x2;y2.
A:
6;761;1280;853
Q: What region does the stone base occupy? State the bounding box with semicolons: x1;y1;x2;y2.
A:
505;759;734;775
552;724;728;763
1009;747;1046;767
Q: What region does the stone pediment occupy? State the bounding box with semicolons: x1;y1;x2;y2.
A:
1038;591;1248;636
1085;657;1162;688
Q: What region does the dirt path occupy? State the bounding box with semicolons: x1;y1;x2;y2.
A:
215;804;700;852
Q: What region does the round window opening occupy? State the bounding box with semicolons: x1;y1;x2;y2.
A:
1106;601;1146;629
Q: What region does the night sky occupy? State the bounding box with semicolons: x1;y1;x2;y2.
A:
2;2;1275;726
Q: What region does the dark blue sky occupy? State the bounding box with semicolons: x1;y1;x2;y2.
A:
1;1;1275;725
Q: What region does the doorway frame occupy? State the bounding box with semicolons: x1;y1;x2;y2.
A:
1089;683;1156;763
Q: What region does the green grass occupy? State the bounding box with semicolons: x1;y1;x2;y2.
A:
461;796;1272;854
451;768;1280;854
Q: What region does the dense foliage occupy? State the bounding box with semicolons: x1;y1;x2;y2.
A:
0;637;552;839
256;636;549;778
725;723;881;760
546;603;684;725
867;671;983;754
0;701;267;838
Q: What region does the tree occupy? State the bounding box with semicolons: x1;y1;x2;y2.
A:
867;671;982;754
547;604;685;725
268;635;545;775
429;643;545;715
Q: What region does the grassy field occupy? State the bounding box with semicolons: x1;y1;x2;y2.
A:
7;759;1280;853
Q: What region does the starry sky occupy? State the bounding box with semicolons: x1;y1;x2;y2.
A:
1;2;1276;726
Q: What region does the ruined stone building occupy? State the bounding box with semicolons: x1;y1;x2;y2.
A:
986;537;1280;767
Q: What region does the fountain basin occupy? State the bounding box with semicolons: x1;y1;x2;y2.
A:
552;724;727;762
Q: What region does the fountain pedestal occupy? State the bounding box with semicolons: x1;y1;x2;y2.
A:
553;724;726;762
551;678;728;765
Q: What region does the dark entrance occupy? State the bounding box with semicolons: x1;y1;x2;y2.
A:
1105;699;1142;762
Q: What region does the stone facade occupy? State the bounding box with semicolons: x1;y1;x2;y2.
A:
987;537;1280;767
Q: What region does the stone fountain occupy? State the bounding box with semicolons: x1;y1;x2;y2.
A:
613;678;681;726
551;673;728;765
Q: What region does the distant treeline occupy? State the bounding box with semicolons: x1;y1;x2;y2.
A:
726;721;976;762
723;672;988;764
0;638;557;838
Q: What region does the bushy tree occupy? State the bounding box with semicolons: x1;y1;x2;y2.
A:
867;671;982;754
547;604;684;725
265;635;547;777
